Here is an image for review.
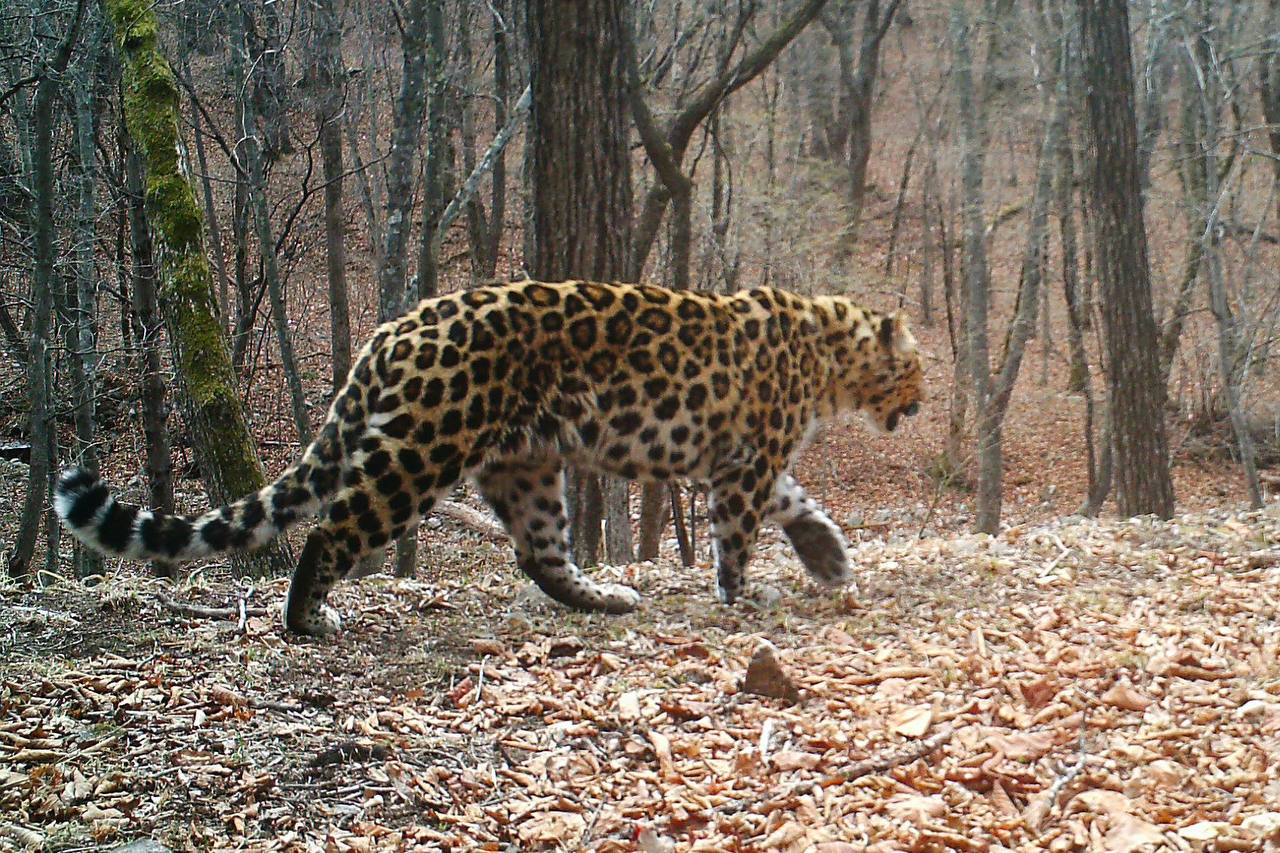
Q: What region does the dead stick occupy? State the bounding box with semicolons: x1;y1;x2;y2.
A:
157;593;267;620
725;726;954;815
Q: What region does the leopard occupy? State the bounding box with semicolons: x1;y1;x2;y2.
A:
54;280;924;636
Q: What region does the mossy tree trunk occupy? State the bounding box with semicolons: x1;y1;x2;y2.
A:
105;0;292;577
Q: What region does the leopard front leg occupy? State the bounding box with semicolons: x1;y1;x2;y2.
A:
475;460;640;614
769;474;853;588
707;462;778;605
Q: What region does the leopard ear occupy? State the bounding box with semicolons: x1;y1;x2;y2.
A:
878;315;896;350
880;311;917;353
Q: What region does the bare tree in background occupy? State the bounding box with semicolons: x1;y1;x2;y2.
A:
1079;0;1175;518
820;0;902;247
375;0;437;578
309;0;352;393
8;0;86;577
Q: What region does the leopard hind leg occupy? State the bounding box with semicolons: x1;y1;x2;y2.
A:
284;476;442;636
475;460;640;614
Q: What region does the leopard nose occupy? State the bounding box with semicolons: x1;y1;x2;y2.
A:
904;402;920;417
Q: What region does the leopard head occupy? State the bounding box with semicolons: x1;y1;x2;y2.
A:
859;312;924;433
823;306;924;433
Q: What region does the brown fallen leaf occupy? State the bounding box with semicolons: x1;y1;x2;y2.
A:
517;811;585;844
771;750;821;772
617;691;641;720
209;685;248;708
889;704;934;738
1020;676;1059;710
1105;814;1167;853
886;793;947;824
1101;679;1153;712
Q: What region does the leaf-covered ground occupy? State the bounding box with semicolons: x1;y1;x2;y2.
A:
3;497;1278;852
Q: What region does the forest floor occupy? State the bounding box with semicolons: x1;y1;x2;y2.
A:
2;400;1279;851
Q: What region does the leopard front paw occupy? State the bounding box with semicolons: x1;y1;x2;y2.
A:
785;516;853;587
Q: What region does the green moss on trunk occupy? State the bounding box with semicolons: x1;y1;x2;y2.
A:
106;0;290;575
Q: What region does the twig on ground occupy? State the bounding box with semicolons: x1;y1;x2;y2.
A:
1026;712;1089;832
435;500;507;542
157;593;267;620
725;725;954;815
0;822;44;850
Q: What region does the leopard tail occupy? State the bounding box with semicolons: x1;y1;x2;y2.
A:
54;421;346;564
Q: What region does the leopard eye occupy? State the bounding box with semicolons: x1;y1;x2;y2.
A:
904;402;920;417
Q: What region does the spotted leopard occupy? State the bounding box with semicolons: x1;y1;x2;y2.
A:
55;280;924;635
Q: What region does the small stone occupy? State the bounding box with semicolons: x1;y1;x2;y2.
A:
1237;699;1274;721
745;584;783;608
1144;759;1188;787
1242;812;1280;838
740;640;800;705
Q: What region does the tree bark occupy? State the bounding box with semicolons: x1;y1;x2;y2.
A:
1262;0;1280;224
233;7;311;445
311;0;351;393
415;0;448;301
106;0;293;577
627;0;828;279
9;1;85;577
125;145;176;573
69;39;102;578
526;0;634;567
1188;11;1263;508
485;0;511;278
1078;0;1175;518
823;0;902;247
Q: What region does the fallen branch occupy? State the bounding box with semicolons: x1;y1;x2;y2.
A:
435;500;507;543
725;726;954;815
0;822;44;850
1025;713;1089;832
157;593;267;620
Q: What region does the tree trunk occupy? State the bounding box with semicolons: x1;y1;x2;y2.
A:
415;0;448;302
824;0;901;248
1262;0;1280;224
1078;0;1175;518
180;53;231;326
379;0;435;578
485;0;511;278
69;42;103;578
312;0;351;393
637;483;669;561
9;53;66;578
1188;12;1263;508
125;145;176;573
951;1;997;532
106;0;293;578
626;0;828;278
527;0;634;568
9;0;86;577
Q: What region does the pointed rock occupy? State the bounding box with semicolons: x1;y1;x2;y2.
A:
740;639;800;705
